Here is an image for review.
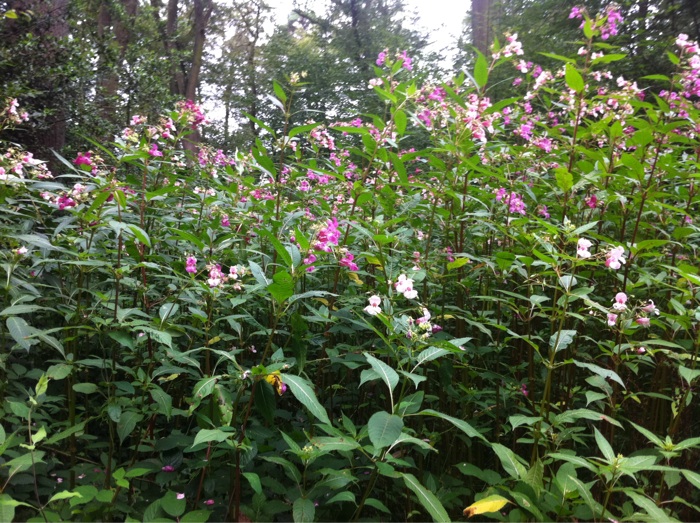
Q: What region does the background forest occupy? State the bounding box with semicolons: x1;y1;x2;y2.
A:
2;1;700;522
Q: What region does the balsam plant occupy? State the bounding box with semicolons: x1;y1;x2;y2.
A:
1;6;700;522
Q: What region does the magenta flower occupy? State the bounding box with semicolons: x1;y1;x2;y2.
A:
204;499;215;506
74;152;92;167
161;465;175;473
148;143;163;157
57;195;76;210
339;252;358;271
221;214;230;227
185;256;197;274
207;264;225;287
376;50;387;66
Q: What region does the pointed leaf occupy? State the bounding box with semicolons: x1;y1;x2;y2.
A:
402;473;451;522
282;374;330;425
463;494;510;518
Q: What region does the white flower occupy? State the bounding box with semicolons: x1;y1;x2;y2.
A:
364;295;382;316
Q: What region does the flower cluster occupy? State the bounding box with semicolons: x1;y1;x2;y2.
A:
577;238;593;258
395;274;418;300
314;218;340;252
494;188;527;215
606;292;660;328
1;98;29;127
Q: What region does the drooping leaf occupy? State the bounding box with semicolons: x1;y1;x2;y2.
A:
463;495;510;518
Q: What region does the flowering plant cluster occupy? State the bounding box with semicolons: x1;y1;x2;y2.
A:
2;11;700;522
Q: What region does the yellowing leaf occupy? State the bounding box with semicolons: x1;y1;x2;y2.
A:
347;272;364;286
463;495;510;517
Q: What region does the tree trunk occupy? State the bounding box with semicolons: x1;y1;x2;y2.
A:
471;0;493;56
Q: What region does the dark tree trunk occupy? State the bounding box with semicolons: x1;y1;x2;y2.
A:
471;0;493;56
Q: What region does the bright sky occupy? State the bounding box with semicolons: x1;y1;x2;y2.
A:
265;0;468;57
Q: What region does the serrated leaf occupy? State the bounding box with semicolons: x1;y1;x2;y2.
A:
293;497;315;523
463;494;510;518
367;411;403;449
282;374;330;425
402;473;451;522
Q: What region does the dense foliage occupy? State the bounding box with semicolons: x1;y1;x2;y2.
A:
2;4;700;523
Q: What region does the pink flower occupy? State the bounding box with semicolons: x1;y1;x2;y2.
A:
364;295;382;316
395;274;418;299
74;152;92;167
416;308;431;325
207;264;225;287
577;238;592;258
520;383;529;397
221;214;230;227
637;346;646;355
569;6;583;19
185;256;197;274
607;313;618;326
612;292;627;311
641;300;660;315
176;493;185;500
635;317;650;327
605;246;626;270
400;50;412;70
339;252;359;271
585;194;598;208
204;499;215;506
149;143;163;157
57;195;76;210
376;50;387;66
161;465;175;472
15;246;28;255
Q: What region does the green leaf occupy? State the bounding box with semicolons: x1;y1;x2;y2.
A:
594;428;615;462
161;491;186;517
394;109;407;135
248;260;269;287
191;428;234;448
268;270;294;304
150;386;173;420
626;490;679;522
282;374;330;425
402;473;451;522
273;80;287;104
181;510;212;523
554;167;573;193
417;409;487;442
254;380;276;424
474;51;489;89
293;497;315;523
126;224;151;247
364;353;398;404
6;317;34;350
492;443;527;479
73;383;99;394
48;491;82;503
243;472;263;495
327;491;356;504
565;63;585;93
549;330;577;353
679;365;700;386
367;411;403;449
117;411;143;445
573;360;625;389
159;303;179;323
